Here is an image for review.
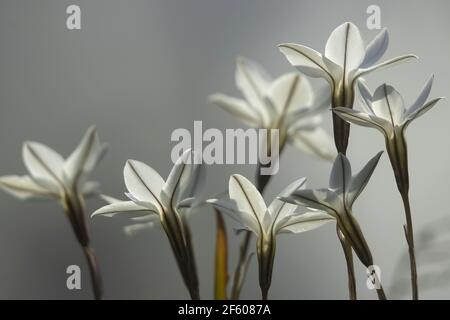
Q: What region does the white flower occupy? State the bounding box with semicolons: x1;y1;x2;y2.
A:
92;149;205;300
280;152;383;270
279;22;417;153
333;77;444;193
0;126;107;299
209;57;335;161
208;174;333;299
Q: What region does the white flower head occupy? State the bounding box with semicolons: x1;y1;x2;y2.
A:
208;174;333;298
92;149;205;300
279;22;417;152
280;152;383;268
209;57;336;161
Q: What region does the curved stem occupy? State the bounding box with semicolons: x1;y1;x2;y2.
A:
401;192;418;300
337;227;357;300
82;245;103;300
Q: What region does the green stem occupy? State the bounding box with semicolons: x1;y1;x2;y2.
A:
82;245;103;300
401;192;418;300
337;226;357;300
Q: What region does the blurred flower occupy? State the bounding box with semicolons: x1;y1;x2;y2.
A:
280;152;387;299
333;77;444;299
92;149;205;300
279;22;417;153
208;174;333;299
209;57;335;161
0;126;107;299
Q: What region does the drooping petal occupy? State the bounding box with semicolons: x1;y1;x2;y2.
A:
280;188;340;216
403;75;434;121
371;84;405;123
63;126;108;189
207;198;260;235
332;107;391;137
0;175;58;199
346;151;383;207
278;211;334;234
267;72;313;116
229;174;267;235
22;142;64;190
278;43;335;85
288;127;336;161
355;54;418;80
324;22;365;73
209;93;263;127
403;97;444;128
123;159;165;208
329;153;352;191
91;200;158;218
360;28;389;68
235;57;272;125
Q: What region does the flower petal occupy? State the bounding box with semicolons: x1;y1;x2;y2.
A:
22;141;64;190
280;188;340;216
267;72;313;116
209;93;263;127
63;126;108;189
356;80;375;115
371;84;405;123
123;159;165;208
0;175;58;199
91;201;157;218
360;28;389;68
124;219;159;236
329;153;352;191
403;75;434;121
161;149;205;208
288;127;336;161
403;97;444;128
278;211;334;234
229;174;267;235
332;107;391;136
278;43;335;85
324;22;365;73
235;57;272;125
355;54;418;79
346;151;383;207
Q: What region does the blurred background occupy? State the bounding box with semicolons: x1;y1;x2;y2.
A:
0;0;449;299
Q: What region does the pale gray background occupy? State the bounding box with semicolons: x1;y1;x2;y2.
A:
0;0;449;299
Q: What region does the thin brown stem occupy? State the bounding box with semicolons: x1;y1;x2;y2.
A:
337;226;357;300
401;192;418;300
82;245;103;300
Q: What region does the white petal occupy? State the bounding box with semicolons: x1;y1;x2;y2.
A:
280;188;340;216
325;22;365;72
347;151;383;207
161;149;204;207
229;174;267;234
288;127;336;161
403;97;444;128
63;126;108;189
123;159;165;208
403;75;434;121
329;153;352;191
371;84;405;123
357;80;375;115
267;72;313;116
356;54;418;79
22;142;64;190
91;201;157;218
207;198;259;235
278;211;334;234
0;175;58;199
235;57;272;125
332;107;391;136
209;93;263;127
360;28;389;68
124;219;159;236
278;43;335;85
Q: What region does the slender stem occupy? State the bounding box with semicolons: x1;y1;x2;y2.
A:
376;285;387;300
400;192;418;300
337;227;357;300
82;245;103;300
261;288;268;300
